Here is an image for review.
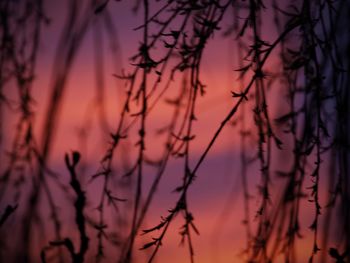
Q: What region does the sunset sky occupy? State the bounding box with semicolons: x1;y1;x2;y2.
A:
1;0;341;262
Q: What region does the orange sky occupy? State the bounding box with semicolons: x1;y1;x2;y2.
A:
1;1;341;262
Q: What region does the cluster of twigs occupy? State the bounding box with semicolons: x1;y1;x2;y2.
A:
1;0;350;263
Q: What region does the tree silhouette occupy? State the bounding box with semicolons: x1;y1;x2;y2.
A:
0;0;349;262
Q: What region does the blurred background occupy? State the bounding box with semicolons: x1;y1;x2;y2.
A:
1;0;349;262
